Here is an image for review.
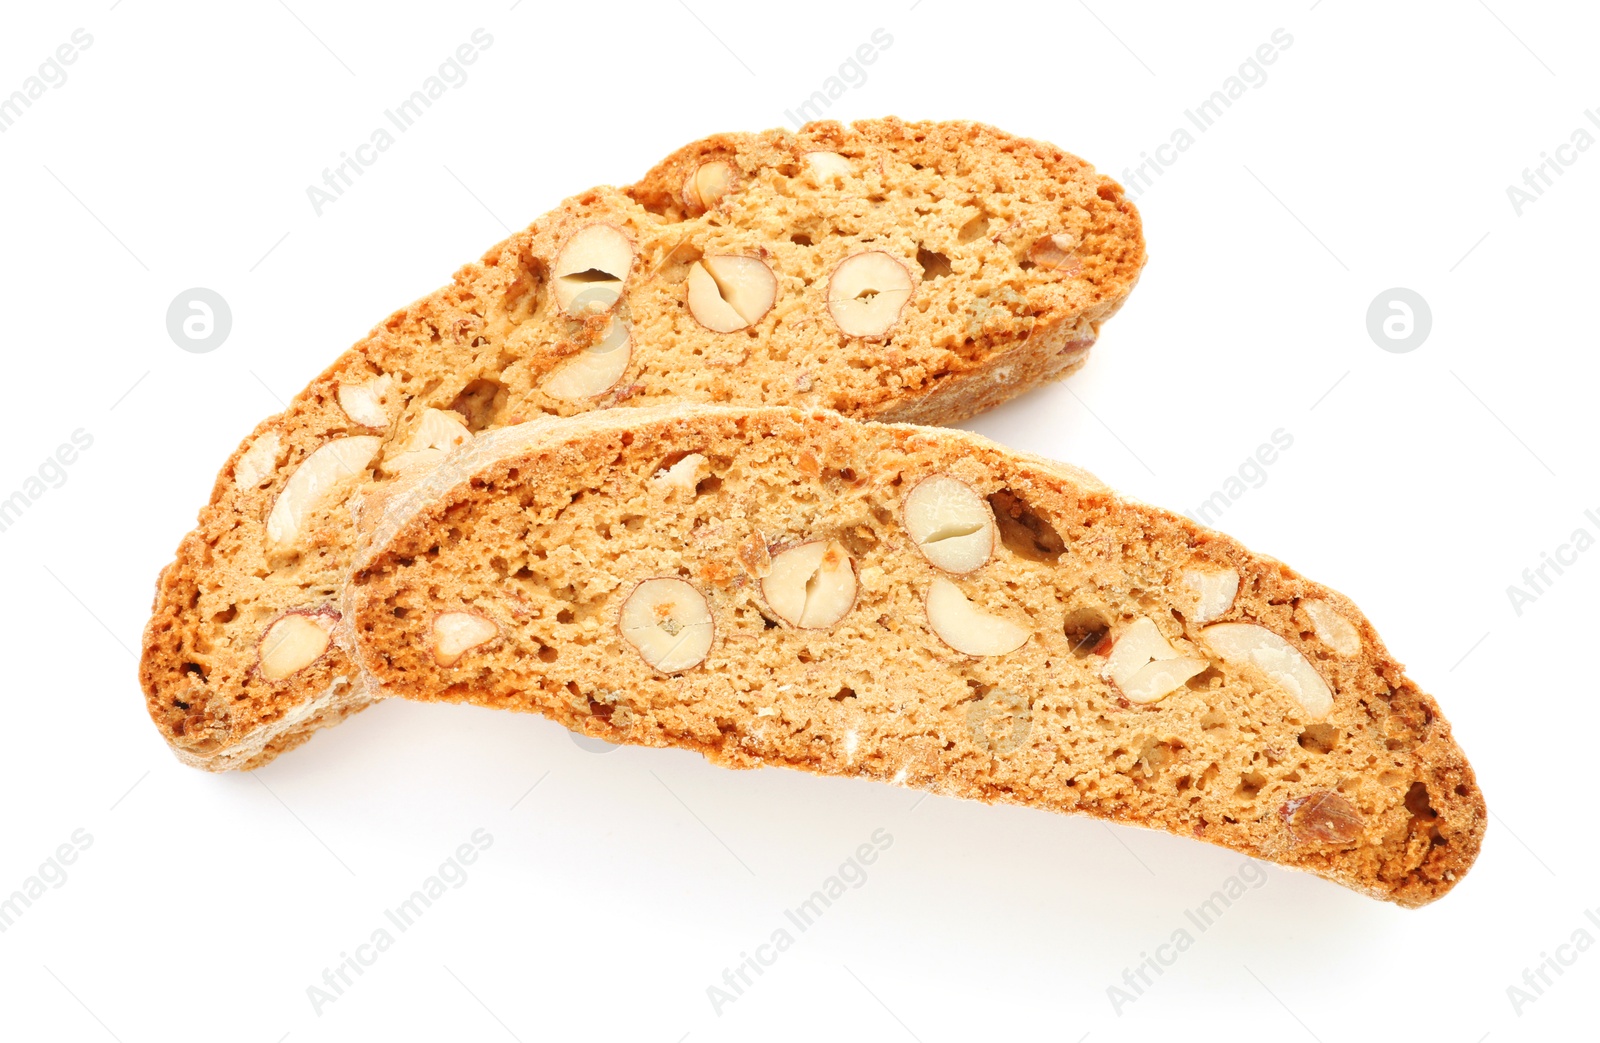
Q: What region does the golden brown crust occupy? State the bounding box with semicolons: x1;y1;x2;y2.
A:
344;406;1484;906
139;119;1145;770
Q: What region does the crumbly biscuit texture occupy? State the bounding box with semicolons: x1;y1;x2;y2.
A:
140;118;1145;769
345;406;1484;907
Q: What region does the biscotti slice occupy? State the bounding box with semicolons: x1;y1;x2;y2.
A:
343;406;1484;907
140;118;1146;771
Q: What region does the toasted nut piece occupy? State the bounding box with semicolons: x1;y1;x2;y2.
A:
803;151;853;182
619;577;714;673
380;409;471;476
1282;790;1364;845
763;540;857;629
266;436;382;553
1303;599;1360;656
1102;618;1173;683
1028;234;1083;273
258;610;335;680
431;610;499;667
553;224;633;316
902;475;996;574
1123;657;1209;703
926;577;1027;657
337;373;394;428
683;160;733;214
1102;616;1206;703
1202;623;1333;719
542;317;632;400
235;431;281;491
686;256;778;332
1182;568;1240;624
827;251;915;338
652;453;711;500
738;530;772;580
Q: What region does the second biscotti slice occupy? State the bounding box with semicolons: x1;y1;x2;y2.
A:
140;117;1146;771
343;406;1485;907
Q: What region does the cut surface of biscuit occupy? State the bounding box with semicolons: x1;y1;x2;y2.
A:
345;406;1484;908
139;118;1145;771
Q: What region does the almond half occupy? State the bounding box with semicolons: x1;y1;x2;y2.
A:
266;436;382;554
1202;623;1334;719
542;317;632;400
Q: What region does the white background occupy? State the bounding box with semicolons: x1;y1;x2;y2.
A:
1;0;1595;1039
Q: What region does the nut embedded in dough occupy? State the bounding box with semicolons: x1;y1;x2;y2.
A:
379;409;471;476
1101;616;1207;704
902;475;996;574
1028;233;1082;274
234;431;281;491
1282;790;1364;845
687;256;778;333
266;436;382;554
925;577;1027;657
762;540;857;629
619;577;715;674
542;317;632;400
682;160;733;214
1182;568;1240;625
1303;599;1361;657
553;224;633;317
431;610;499;667
336;373;394;429
650;453;711;501
258;610;335;681
1202;622;1333;719
803;151;853;183
826;251;915;339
